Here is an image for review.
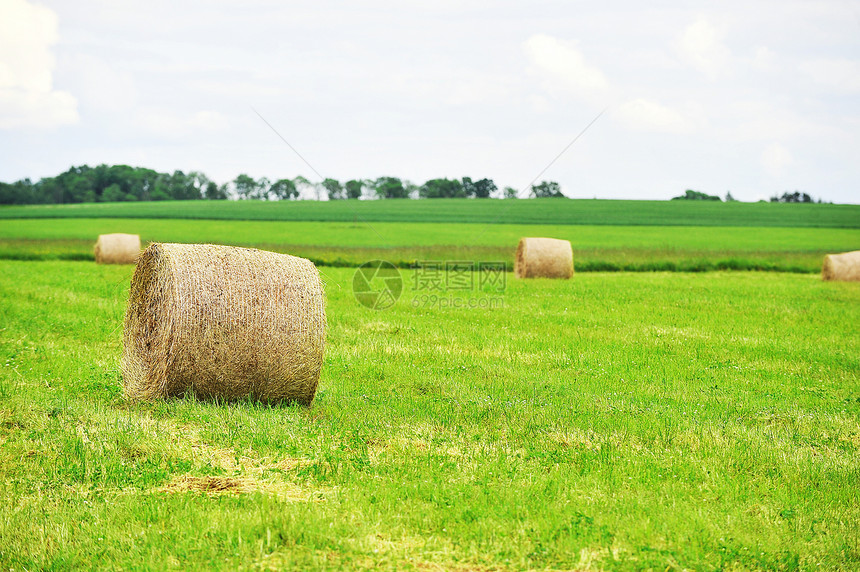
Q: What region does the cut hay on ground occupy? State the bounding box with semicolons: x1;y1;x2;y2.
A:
122;243;326;405
159;475;326;501
94;233;141;264
822;250;860;282
514;237;574;279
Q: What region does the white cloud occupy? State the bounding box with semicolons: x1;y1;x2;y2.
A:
189;110;229;132
761;143;792;176
675;16;731;80
62;53;137;114
384;68;514;107
728;100;841;142
751;46;777;72
798;58;860;95
613;98;703;134
0;0;78;128
528;94;551;113
133;109;230;139
523;33;608;97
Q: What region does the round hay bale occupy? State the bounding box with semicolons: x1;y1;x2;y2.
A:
514;237;574;279
822;250;860;282
94;233;141;264
121;243;326;405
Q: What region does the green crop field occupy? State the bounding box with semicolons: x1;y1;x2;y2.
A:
2;217;859;273
2;198;859;228
1;261;858;570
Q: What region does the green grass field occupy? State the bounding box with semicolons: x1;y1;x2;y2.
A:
2;198;859;228
1;261;858;570
2;218;858;273
1;200;858;569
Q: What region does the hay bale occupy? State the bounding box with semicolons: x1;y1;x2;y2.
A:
122;243;326;405
515;237;574;279
822;250;860;282
94;233;141;264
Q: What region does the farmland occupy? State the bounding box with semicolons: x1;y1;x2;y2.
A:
2;197;859;228
1;199;859;569
1;262;859;570
2;216;859;273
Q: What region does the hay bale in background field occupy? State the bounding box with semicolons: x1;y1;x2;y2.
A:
822;251;860;282
515;237;574;279
122;243;326;405
94;233;141;264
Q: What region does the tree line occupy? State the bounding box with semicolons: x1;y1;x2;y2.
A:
1;164;826;205
672;189;828;203
0;164;570;205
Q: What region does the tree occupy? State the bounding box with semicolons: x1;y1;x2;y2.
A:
293;176;314;200
68;175;94;203
204;181;228;200
0;163;231;204
672;189;721;201
463;177;496;198
232;174;272;200
419;178;464;199
374;177;408;199
404;179;419;199
0;182;18;204
321;178;345;200
101;183;128;202
725;191;737;202
770;191;812;203
125;167;157;201
255;177;271;200
530;180;564;198
503;186;519;199
345;179;364;199
269;179;298;200
187;171;212;200
233;174;257;200
0;179;37;204
460;177;475;198
165;170;202;200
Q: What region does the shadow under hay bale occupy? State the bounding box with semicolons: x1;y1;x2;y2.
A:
94;233;141;264
122;243;326;405
822;250;860;282
514;237;574;279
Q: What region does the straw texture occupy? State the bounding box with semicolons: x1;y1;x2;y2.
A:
122;243;326;405
94;233;141;264
822;250;860;282
514;237;574;279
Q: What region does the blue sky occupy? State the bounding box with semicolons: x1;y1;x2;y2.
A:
1;0;859;202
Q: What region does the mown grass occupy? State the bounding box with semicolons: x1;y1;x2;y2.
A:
1;198;859;228
1;261;858;570
1;218;858;272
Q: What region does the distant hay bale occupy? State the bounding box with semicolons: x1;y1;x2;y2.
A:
122;243;326;405
822;250;860;282
94;233;141;264
515;237;574;279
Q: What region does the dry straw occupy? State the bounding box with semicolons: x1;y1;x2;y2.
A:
822;250;860;282
122;243;326;405
94;233;141;264
515;237;574;279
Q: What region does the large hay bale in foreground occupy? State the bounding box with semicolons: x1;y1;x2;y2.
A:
94;233;141;264
122;243;326;405
515;237;574;279
822;250;860;282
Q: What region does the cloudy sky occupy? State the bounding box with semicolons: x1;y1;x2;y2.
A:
1;0;859;202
